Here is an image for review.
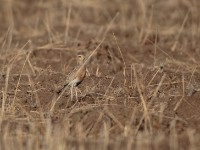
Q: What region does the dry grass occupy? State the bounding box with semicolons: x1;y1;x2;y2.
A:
1;0;200;149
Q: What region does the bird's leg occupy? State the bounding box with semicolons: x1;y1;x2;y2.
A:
75;87;78;101
70;86;74;101
86;68;90;76
70;87;79;108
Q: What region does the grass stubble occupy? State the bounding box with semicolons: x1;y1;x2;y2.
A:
0;0;200;149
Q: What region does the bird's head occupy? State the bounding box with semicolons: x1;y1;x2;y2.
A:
77;54;85;65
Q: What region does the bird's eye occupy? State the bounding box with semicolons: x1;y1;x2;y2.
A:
78;55;84;59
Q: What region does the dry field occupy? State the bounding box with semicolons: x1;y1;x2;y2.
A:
1;0;200;149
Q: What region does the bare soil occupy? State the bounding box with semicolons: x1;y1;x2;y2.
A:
1;0;200;149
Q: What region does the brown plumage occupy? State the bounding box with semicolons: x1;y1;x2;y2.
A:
57;55;86;93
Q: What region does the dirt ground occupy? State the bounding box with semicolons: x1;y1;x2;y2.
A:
1;0;200;149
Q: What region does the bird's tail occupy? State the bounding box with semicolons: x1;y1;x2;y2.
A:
56;83;68;94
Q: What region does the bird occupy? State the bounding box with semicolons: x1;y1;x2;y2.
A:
57;54;86;94
50;39;104;111
50;54;87;111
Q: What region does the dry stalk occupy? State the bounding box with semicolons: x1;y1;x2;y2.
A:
28;75;44;120
113;34;127;86
76;122;85;150
174;73;185;111
102;122;109;150
147;68;160;86
171;11;189;51
169;119;178;150
152;73;166;98
1;91;6;118
102;12;119;39
64;2;72;44
12;50;32;112
132;64;152;134
104;108;124;130
132;65;148;118
44;12;55;43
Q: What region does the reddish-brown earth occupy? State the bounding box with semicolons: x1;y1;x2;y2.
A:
1;0;200;149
